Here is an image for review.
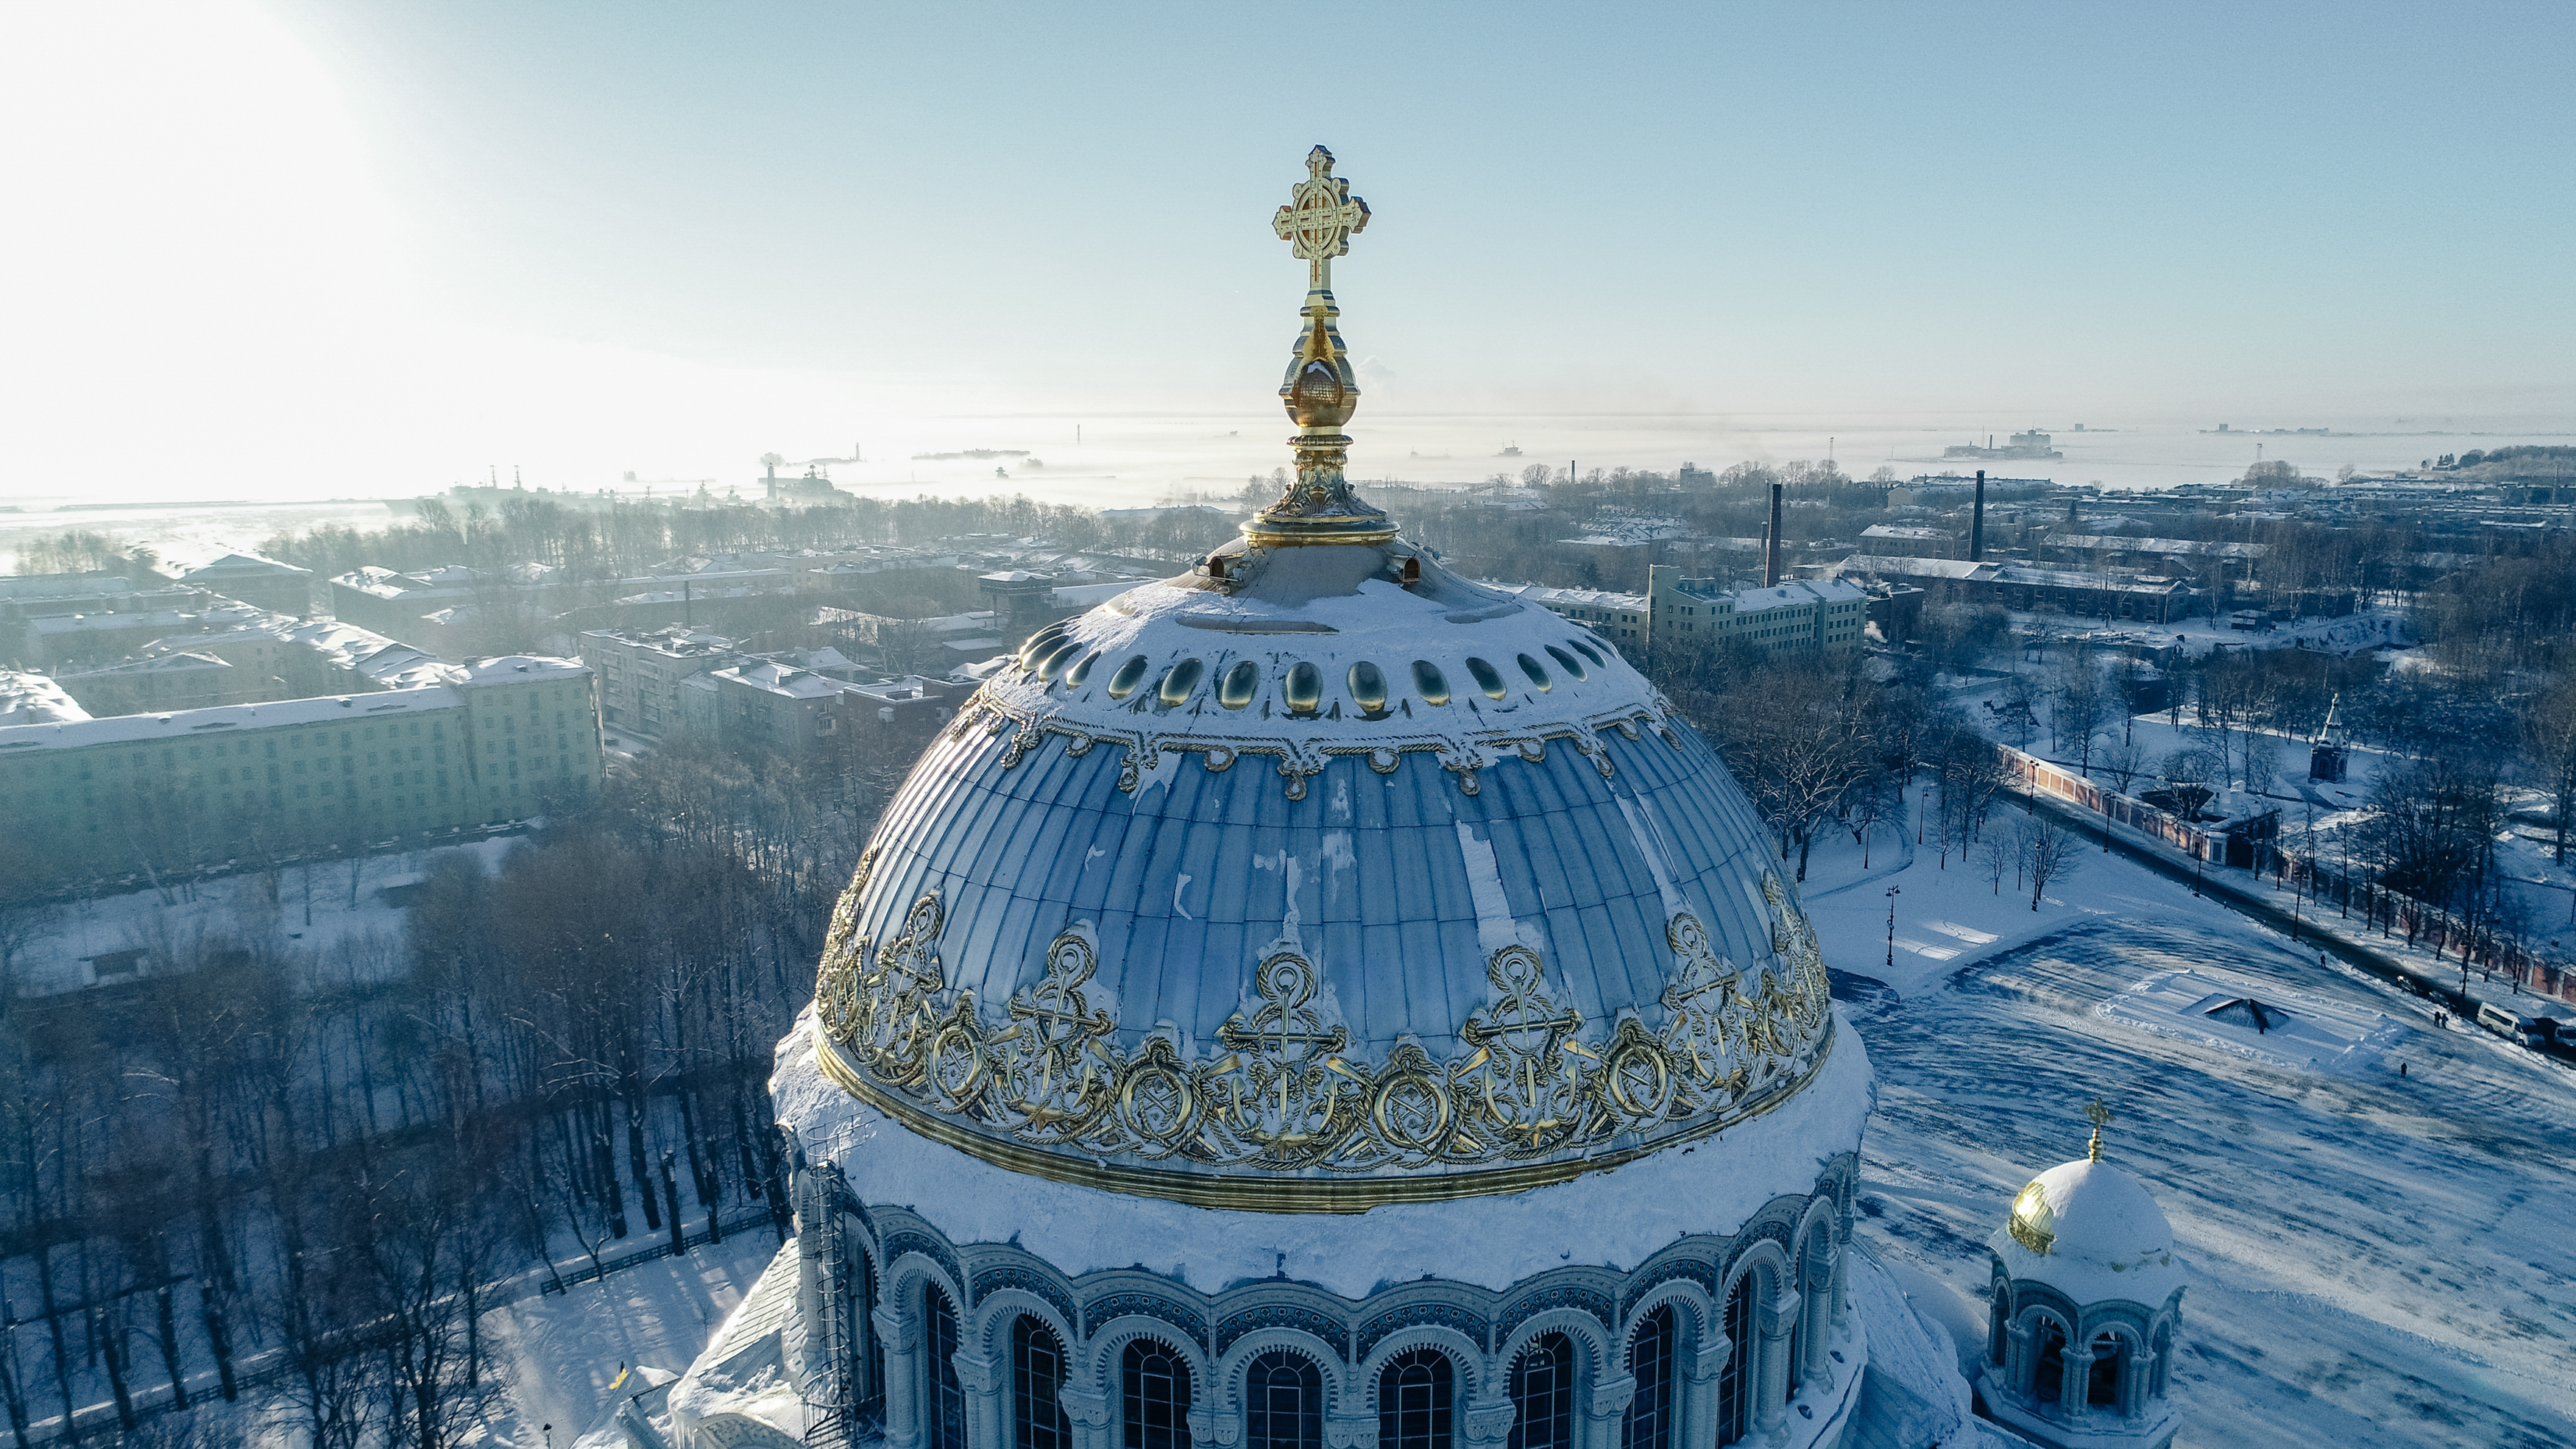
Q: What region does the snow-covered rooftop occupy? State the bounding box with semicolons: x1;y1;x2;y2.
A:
0;685;463;751
0;669;90;726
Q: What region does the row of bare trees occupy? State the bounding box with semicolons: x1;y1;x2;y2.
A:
0;709;928;1445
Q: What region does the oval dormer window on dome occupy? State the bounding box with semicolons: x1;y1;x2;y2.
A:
1107;655;1151;700
1019;622;1072;670
1517;654;1552;692
1348;661;1389;715
1464;656;1507;700
1283;661;1323;716
1568;639;1604;667
1544;645;1587;681
1065;651;1101;688
1158;659;1205;707
1038;640;1083;681
1411;660;1451;706
1218;659;1259;709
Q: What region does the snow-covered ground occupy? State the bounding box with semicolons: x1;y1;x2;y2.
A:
476;1236;785;1447
1802;808;2576;1448
10;835;522;993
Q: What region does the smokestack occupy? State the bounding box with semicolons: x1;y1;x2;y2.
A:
1970;470;1986;562
1764;482;1783;587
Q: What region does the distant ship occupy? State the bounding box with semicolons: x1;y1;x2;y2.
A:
1945;428;2064;461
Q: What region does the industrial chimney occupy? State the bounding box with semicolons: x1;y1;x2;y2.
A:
1969;470;1986;562
1764;482;1783;587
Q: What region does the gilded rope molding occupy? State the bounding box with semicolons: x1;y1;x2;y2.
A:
810;871;1834;1205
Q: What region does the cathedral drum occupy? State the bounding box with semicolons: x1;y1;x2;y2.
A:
668;146;1878;1449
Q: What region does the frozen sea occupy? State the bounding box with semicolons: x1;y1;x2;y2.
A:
7;412;2573;575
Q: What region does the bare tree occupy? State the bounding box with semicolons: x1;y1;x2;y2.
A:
873;615;934;676
2522;682;2576;865
2020;818;2079;910
2363;754;2502;949
1980;832;2013;896
2052;658;2107;776
2098;735;2150;798
1844;768;1891;869
2156;747;2223;816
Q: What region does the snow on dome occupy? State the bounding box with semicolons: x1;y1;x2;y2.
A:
804;534;1847;1211
1994;1157;2183;1304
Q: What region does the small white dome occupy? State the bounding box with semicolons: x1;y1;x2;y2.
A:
1990;1157;2184;1303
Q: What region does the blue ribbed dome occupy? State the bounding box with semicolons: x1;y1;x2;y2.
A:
810;537;1834;1209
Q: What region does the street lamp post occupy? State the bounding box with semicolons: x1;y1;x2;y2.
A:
1886;885;1902;969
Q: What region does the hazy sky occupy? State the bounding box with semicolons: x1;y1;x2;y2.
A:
3;2;2571;501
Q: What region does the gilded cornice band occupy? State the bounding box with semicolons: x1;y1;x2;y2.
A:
810;870;1837;1211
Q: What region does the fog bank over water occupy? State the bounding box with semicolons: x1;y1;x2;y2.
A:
6;412;2572;573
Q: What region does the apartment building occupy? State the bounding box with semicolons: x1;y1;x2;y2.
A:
0;656;601;877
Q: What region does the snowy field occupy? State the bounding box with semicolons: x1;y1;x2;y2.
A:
1801;809;2576;1448
12;836;522;994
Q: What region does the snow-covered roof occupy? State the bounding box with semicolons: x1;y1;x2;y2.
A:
0;670;89;726
1989;1156;2184;1306
2044;534;2269;559
181;551;312;579
29;609;197;637
1510;584;1649;612
0;685;464;752
716;662;843;698
1732;579;1866;614
457;655;587;684
0;572;132;600
57;651;233;679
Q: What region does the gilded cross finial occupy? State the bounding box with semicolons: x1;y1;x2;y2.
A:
1243;144;1394;548
1273;146;1370;292
2085;1097;2114;1161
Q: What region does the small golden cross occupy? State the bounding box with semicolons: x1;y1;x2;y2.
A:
2085;1097;2114;1161
1273;145;1370;291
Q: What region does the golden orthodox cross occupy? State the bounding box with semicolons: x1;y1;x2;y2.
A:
1273;145;1370;291
2085;1096;2114;1161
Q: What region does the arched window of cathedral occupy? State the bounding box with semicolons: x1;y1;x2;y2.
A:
1245;1350;1324;1449
1122;1338;1192;1449
2086;1333;2123;1409
927;1285;968;1449
2151;1326;2172;1398
1988;1293;2008;1367
1013;1315;1073;1449
1716;1274;1754;1447
1505;1333;1574;1449
1379;1347;1454;1449
2031;1319;2068;1405
1622;1307;1674;1449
